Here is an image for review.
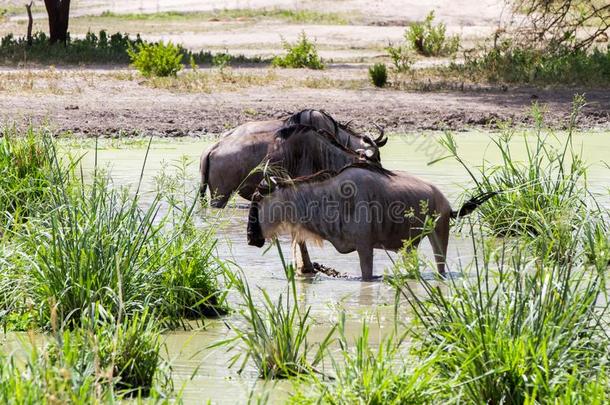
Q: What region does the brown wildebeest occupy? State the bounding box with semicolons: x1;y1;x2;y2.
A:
247;163;496;280
199;109;387;208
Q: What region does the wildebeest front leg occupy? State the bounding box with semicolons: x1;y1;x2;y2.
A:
291;239;314;275
357;247;374;280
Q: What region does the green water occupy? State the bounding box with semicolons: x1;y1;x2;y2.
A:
5;131;609;403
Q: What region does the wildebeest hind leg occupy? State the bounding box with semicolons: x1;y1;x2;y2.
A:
292;240;314;275
357;247;374;280
429;216;450;275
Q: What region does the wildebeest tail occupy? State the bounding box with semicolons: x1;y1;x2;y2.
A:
451;191;498;219
199;148;212;199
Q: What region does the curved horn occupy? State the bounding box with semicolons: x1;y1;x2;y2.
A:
373;124;387;146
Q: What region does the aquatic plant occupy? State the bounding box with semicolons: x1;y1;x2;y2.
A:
291;314;438;404
0;134;227;329
432;96;609;264
0;308;171;402
392;224;610;403
0;126;59;233
214;241;334;379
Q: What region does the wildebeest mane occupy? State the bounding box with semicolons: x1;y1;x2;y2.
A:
337;162;395;177
275;124;359;156
282;109;371;142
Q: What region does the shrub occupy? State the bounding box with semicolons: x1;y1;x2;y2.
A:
368;63;388;87
386;43;413;72
214;241;333;379
406;11;459;57
272;32;324;69
460;43;610;85
128;40;183;77
392;228;610;403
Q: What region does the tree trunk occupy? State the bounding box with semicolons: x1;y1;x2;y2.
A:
26;2;33;46
44;0;71;44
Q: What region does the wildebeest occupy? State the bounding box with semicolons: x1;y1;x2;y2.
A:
199;109;387;208
247;163;496;280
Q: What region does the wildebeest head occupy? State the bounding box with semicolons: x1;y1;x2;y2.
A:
246;177;278;248
283;109;387;163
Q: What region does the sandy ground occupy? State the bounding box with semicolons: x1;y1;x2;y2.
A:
2;67;609;137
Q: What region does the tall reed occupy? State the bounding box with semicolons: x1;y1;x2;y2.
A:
214;241;334;379
392;223;610;403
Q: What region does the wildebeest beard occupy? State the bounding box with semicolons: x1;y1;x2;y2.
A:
247;195;265;247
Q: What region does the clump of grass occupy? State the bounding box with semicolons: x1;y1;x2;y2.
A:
128;40;183;77
0;126;56;232
392;225;610;403
215;241;334;379
368;63;388;87
1;132;227;330
291;314;438;404
273;32;324;70
433;97;589;238
406;11;459;57
0;308;171;401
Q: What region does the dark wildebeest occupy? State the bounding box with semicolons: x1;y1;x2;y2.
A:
199;109;387;208
247;163;496;280
248;125;382;273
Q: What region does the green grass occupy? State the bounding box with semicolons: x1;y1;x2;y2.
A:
0;126;59;232
291;314;439;404
456;43;610;85
97;8;350;25
213;241;334;379
0;129;228;330
391;224;610;403
431;96;609;264
0;307;170;402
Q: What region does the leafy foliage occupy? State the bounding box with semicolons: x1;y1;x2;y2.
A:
386;43;413;72
406;11;459;57
272;32;324;69
128;40;183;77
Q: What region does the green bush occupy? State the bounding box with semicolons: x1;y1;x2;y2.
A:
0;30;266;66
128;40;183;77
386;43;413;72
0;30;141;65
368;63;388;87
406;11;459;57
272;32;324;69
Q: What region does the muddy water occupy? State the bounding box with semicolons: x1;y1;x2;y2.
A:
62;132;610;402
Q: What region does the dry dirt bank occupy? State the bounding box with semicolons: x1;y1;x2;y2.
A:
2;68;608;137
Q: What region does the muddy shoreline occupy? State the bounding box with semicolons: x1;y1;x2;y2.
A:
4;86;610;137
